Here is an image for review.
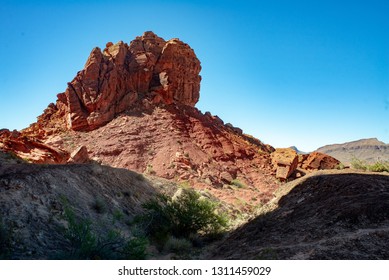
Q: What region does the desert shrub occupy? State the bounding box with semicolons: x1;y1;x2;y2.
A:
60;202;147;260
336;163;345;170
231;179;246;188
145;164;156;175
91;198;107;214
179;181;191;189
61;205;101;259
351;157;389;173
351;157;368;171
169;189;228;237
112;209;125;224
120;237;148;260
137;194;172;248
138;189;228;247
164;236;192;254
368;161;389;172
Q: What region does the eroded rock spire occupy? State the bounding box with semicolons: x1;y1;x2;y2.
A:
54;31;201;131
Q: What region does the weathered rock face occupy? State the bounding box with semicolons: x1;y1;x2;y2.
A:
299;152;340;170
48;31;201;131
0;129;69;164
67;146;89;164
271;148;299;180
48;105;278;211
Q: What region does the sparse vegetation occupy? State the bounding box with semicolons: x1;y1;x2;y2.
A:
136;188;228;250
351;157;368;171
121;236;148;260
164;236;193;255
59;201;147;260
351;157;389;172
179;181;191;189
368;161;389;172
112;209;124;223
91;198;107;214
336;162;346;170
1;151;24;163
231;179;247;188
145;164;156;175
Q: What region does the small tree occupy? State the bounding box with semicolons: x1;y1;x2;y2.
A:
140;189;228;245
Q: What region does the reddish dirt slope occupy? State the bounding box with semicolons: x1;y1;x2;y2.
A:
40;104;279;211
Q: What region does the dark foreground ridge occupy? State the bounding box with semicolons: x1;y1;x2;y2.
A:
208;171;389;259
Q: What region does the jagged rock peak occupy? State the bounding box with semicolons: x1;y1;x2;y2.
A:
53;31;201;131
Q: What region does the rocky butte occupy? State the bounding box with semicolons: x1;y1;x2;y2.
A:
1;31;339;210
1;31;387;260
28;31;201;134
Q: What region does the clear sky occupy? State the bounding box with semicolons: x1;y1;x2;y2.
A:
1;0;388;151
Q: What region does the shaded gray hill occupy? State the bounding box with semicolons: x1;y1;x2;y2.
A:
0;157;177;259
316;138;389;164
207;170;389;259
3;150;389;260
289;146;307;154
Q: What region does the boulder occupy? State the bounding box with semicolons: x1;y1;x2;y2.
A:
299;152;340;170
67;146;89;164
271;148;298;180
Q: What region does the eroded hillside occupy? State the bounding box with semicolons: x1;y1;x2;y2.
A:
208;170;389;259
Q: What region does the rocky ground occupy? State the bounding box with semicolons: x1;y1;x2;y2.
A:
207;169;389;259
2;157;388;260
0;151;190;259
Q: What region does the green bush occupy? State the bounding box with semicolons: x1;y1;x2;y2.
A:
60;202;147;260
139;189;228;247
336;163;345;170
121;237;148;260
368;161;389;172
231;179;246;188
351;157;368;171
351;157;389;173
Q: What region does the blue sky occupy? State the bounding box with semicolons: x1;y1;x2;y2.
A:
1;0;388;151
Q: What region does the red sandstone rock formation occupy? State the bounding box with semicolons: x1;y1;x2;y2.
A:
299;152;340;170
0;129;68;163
271;148;299;180
36;31;201;133
1;31;340;210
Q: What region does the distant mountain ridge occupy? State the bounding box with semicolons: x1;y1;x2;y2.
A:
316;138;389;164
289;146;307;154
